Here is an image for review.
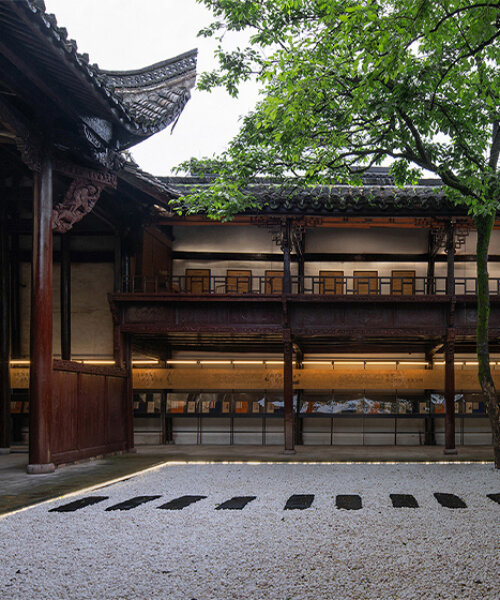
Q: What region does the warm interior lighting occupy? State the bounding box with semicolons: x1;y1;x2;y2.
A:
199;360;232;365
232;360;264;365
82;360;116;365
132;359;159;365
166;360;198;365
465;361;479;366
265;360;284;365
303;360;332;365
9;359;30;366
367;361;397;365
333;361;365;365
398;361;429;366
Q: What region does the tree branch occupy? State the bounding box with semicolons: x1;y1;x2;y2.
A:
429;3;500;34
489;121;500;170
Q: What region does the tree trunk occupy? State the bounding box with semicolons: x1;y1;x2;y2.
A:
475;213;500;468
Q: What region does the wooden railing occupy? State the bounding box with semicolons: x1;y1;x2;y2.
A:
121;275;498;296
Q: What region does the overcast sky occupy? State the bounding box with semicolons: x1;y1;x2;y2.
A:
44;0;259;176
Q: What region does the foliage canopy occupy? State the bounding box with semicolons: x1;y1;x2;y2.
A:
174;0;500;219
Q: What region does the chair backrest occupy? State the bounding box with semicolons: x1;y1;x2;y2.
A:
185;269;210;293
353;270;378;295
391;270;416;295
319;270;344;294
226;269;252;293
265;270;284;294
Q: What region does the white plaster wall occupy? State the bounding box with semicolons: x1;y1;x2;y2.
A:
305;228;428;253
173;225;280;254
19;262;114;357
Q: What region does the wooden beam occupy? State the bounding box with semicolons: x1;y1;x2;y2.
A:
28;154;55;473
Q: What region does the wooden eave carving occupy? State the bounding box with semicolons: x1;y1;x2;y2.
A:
52;164;117;234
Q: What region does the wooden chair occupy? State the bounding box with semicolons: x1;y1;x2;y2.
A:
265;270;284;294
391;270;416;295
319;270;344;294
226;269;252;293
353;270;378;295
185;269;210;293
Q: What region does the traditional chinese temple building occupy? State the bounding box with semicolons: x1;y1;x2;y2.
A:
0;1;497;472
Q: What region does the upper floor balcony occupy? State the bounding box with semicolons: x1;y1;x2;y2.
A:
122;273;499;298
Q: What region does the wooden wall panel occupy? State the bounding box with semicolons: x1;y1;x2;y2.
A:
51;370;78;455
107;376;127;444
78;372;106;451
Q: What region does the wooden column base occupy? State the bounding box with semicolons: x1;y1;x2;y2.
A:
27;463;55;474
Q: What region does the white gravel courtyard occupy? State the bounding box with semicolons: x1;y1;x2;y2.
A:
0;462;499;600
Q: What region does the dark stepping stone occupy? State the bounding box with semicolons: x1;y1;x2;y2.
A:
215;496;256;510
390;494;419;508
487;493;500;505
49;496;108;513
434;493;467;509
158;495;207;510
284;494;315;510
336;495;362;510
105;495;162;511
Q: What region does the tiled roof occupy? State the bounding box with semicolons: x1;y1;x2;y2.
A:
162;170;470;217
5;1;197;148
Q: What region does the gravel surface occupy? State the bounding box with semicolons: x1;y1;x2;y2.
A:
0;463;499;600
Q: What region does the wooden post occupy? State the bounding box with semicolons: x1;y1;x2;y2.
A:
123;333;135;452
10;194;21;358
283;332;295;453
426;230;436;294
28;154;55;473
114;234;122;293
297;233;305;294
60;233;71;361
123;250;131;292
444;329;457;453
282;220;292;295
444;220;457;454
0;188;11;453
446;220;455;296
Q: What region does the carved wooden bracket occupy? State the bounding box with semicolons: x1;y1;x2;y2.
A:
52;163;117;234
52;179;104;233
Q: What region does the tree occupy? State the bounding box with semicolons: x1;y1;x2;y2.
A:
174;0;500;465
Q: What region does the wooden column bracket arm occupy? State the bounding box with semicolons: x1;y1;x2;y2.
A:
52;169;117;234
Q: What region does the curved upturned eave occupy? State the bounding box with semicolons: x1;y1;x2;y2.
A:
16;1;197;147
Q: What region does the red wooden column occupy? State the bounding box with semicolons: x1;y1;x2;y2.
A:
28;153;55;473
283;330;295;453
0;187;11;453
